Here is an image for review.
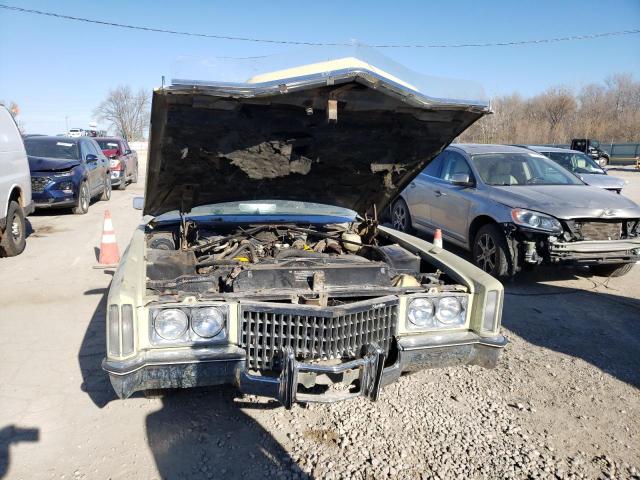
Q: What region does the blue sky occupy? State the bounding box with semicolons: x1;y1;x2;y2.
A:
1;0;638;135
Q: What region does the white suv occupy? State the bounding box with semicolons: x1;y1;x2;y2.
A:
0;105;33;256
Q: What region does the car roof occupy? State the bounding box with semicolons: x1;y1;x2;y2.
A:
95;137;122;141
449;144;533;155
520;145;584;154
24;135;80;143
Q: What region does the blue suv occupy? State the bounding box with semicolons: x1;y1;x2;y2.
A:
25;136;111;214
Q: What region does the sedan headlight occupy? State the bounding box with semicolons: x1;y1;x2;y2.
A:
407;295;467;330
150;305;228;344
154;309;188;340
191;307;224;338
407;298;435;327
511;208;562;233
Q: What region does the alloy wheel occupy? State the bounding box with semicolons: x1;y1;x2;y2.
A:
392;202;409;231
475;233;497;273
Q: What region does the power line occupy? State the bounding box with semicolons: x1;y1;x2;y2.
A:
1;3;639;49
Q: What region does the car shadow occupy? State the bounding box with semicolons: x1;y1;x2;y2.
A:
78;285;118;408
146;388;309;480
0;425;39;479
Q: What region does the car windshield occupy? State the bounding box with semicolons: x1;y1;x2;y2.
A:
470;152;583;186
543;151;604;175
96;140;119;150
155;200;357;222
24;138;80;160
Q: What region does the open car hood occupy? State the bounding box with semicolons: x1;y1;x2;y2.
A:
144;56;490;217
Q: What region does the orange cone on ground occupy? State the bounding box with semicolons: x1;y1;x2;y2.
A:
98;210;120;265
433;228;443;249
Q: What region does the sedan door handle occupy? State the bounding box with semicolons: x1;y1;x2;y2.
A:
434;190;447;197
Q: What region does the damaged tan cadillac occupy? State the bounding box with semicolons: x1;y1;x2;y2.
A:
102;57;506;408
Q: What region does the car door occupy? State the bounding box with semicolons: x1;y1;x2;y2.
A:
428;150;475;245
90;139;109;181
403;154;444;231
81;139;101;195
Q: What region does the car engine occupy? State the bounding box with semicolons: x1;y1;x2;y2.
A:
144;220;463;304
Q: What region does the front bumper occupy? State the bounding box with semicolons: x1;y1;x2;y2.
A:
548;238;640;265
102;332;507;407
110;170;124;185
32;190;76;208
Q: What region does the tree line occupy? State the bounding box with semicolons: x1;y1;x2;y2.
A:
457;73;640;145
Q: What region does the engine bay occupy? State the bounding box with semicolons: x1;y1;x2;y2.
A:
144;220;463;304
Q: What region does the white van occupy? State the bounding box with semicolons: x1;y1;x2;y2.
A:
0;105;33;256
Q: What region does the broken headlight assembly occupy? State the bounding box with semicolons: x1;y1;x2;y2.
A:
511;208;562;234
150;305;227;345
407;294;468;330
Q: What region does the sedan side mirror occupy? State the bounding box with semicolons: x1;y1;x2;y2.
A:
450;173;474;186
86;154;98;163
132;197;144;210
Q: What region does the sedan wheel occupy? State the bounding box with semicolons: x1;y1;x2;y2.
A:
472;224;510;277
392;199;412;232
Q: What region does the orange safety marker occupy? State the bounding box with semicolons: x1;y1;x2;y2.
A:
98;210;120;265
433;228;443;249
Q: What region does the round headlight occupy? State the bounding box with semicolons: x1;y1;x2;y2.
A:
154;309;188;340
408;298;435;327
191;307;224;338
436;297;462;324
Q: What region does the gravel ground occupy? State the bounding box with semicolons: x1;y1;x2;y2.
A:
0;159;638;479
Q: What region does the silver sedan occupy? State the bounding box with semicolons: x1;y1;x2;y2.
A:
391;144;640;277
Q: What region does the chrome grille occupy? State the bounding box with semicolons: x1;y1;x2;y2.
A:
576;221;622;240
240;298;398;371
31;177;50;193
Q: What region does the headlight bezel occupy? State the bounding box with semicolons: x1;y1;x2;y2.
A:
149;304;228;346
406;293;469;331
511;208;562;234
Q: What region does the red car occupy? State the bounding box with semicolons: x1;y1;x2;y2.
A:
95;137;138;190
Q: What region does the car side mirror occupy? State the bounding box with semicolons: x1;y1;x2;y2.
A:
450;173;474;186
132;197;144;210
86;154;98;163
125;149;132;155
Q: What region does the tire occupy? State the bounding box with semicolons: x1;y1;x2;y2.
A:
0;201;26;257
391;198;412;233
599;156;609;167
131;162;139;183
117;175;128;190
72;182;90;215
472;224;511;277
590;263;634;277
100;174;112;201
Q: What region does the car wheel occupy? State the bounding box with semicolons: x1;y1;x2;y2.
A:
391;199;412;233
100;174;112;201
117;175;128;190
72;182;90;215
472;224;510;277
0;201;26;257
589;263;633;277
599;156;609;167
131;162;139;183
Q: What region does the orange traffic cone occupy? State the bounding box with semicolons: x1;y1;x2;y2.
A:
433;228;443;249
98;210;120;265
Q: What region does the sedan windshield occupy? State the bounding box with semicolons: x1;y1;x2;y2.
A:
470;152;583;186
24;138;80;160
156;200;357;222
543;151;604;175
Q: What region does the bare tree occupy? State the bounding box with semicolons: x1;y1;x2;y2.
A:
94;86;150;141
458;72;640;144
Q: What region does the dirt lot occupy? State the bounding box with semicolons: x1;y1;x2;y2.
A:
0;154;638;479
